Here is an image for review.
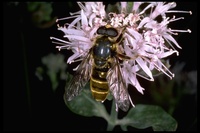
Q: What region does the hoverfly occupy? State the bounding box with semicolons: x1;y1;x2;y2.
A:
64;25;132;112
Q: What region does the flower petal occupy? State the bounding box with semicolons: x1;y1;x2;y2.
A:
81;9;88;26
136;57;154;81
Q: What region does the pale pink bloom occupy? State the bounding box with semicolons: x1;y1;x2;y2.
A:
50;2;191;108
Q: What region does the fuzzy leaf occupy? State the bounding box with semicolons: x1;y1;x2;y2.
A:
64;83;108;117
120;104;177;131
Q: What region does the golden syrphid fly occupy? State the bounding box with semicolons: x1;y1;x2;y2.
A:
64;25;132;112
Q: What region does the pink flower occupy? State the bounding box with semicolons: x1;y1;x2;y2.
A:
50;2;191;109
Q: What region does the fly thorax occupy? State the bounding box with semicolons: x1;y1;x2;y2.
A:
93;37;112;68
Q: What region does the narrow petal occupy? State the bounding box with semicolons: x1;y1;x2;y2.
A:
59;28;85;36
64;35;91;42
81;10;88;26
136;57;154;81
89;13;96;27
157;49;178;58
129;73;145;94
163;34;182;49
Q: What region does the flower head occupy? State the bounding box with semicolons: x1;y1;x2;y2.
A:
50;2;191;109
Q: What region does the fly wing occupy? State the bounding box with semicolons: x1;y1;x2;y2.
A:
107;57;130;112
64;52;92;101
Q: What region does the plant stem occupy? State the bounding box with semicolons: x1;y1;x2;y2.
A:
106;99;118;131
21;31;32;116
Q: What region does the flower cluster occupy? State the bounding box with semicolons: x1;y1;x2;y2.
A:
50;2;191;107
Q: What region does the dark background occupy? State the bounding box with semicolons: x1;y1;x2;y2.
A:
3;2;197;131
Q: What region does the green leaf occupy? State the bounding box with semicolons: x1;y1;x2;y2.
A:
47;70;58;91
120;104;177;131
64;83;108;118
27;2;54;23
126;2;133;13
35;66;44;81
37;53;68;91
106;2;120;14
27;2;40;12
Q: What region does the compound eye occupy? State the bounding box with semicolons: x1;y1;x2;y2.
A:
106;28;118;37
97;26;106;35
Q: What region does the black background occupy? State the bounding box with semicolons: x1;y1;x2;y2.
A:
3;2;197;131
